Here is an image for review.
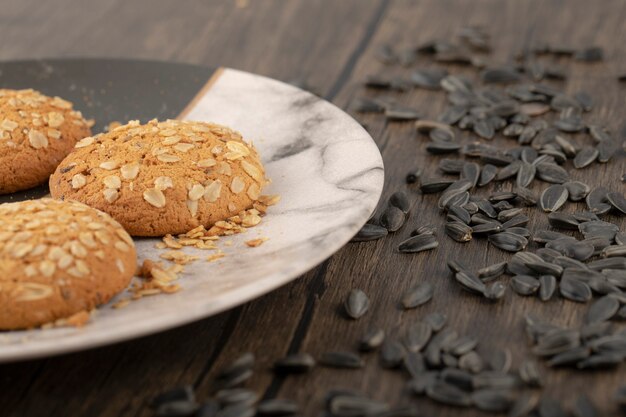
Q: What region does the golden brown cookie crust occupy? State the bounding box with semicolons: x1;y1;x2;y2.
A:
50;119;268;237
0;198;136;330
0;89;92;194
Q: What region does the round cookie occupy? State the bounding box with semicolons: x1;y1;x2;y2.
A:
0;89;92;194
0;198;136;330
49;119;268;236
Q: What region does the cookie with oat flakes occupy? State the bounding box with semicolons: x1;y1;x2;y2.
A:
50;119;268;236
0;198;136;330
0;89;92;194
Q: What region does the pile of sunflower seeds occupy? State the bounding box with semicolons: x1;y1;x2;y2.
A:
152;27;624;417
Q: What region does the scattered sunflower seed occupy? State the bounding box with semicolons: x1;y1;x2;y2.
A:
398;234;439;253
345;289;370;319
351;223;388;242
319;351;364;369
401;282;434;309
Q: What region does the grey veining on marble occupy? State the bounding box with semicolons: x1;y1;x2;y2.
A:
0;68;384;362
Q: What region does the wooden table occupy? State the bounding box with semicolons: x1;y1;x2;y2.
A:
1;1;625;416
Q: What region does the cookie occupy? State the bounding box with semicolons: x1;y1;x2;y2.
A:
0;89;92;194
0;198;136;330
50;119;268;236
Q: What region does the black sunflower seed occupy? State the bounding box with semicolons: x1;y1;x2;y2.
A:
547;212;580;230
515;187;538;206
420;178;456;193
386;107;420;121
495;161;521;181
579;220;619;240
573;146;599;169
472;371;517;389
484;282;507;300
602;245;626;258
586;187;612;214
481;66;522;83
560;277;592;302
351;97;385;113
380;206;406;232
516;162;536;188
274;354;316;374
430;127;456;144
455;270;487;294
438;105;467;125
540;184;568;212
472;389;515;412
574;46;604;62
585;295;620;324
426;141;461;154
577;352;623;369
404;322;431;353
547;346;591;367
476;199;498;218
364;74;392;88
574;91;593;111
597;139;618;163
345;289;369;319
440;367;473;391
539;275;557;301
533;329;581;356
411;224;437;236
490;232;528;252
501;214;529;229
328;394;389;416
351;223;388;242
607;192;626;215
474;119;495;139
425;381;472;407
519;359;544;387
445;222;473;242
533;230;572;243
512;275;541;295
411;68;448;89
564;181;590;201
257;399;298;415
439;158;465;174
389;191;410;214
408;371;439;395
448;205;471;224
424;312;448;332
401;282;434;309
489;191;518;203
488;348;512;373
398;234;439;253
536;162;569;184
319;351;364;369
380;340;407;369
461;162;480;187
217;353;255;387
478;261;507;281
154;398;200;417
478;164;498;187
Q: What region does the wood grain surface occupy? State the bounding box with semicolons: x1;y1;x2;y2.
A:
0;1;625;416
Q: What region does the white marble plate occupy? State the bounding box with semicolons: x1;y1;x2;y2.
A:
0;66;384;362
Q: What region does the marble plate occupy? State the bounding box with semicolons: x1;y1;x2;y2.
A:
0;59;384;362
